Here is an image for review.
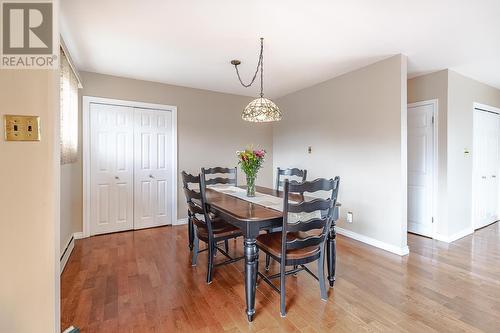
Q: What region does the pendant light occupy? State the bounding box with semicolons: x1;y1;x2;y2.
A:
231;38;282;122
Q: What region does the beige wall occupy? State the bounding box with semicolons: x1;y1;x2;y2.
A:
61;162;82;253
62;71;274;235
0;70;60;332
274;55;408;253
408;70;500;239
447;70;500;235
408;70;449;236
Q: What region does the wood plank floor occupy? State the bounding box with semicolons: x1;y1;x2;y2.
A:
61;223;500;332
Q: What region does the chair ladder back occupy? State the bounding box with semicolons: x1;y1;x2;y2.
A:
181;171;203;215
181;171;213;235
276;167;307;190
202;167;238;186
281;177;340;255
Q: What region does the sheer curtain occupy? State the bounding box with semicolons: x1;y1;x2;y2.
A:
60;49;79;164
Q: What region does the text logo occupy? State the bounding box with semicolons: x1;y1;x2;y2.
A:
1;1;57;68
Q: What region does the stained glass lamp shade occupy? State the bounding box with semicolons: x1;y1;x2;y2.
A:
242;97;282;122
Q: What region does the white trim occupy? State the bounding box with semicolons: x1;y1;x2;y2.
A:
73;232;84;240
474;102;500;115
60;236;74;274
175;218;188;225
83;96;178;238
336;227;410;256
435;227;474;243
407;99;439;240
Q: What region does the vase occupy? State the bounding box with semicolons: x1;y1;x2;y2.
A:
246;175;256;197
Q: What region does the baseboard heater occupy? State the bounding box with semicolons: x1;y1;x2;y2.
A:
60;235;74;262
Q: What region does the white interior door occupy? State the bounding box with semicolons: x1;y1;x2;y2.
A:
134;108;173;229
407;102;435;237
90;103;134;235
472;110;500;229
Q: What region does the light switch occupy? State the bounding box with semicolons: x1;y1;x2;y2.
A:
4;115;40;141
347;211;353;223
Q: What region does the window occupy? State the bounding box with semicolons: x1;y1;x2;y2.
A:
60;49;79;164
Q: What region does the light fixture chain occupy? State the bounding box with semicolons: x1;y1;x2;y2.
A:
260;38;263;97
233;38;264;92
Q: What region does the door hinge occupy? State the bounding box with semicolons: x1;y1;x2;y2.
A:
432;115;435;124
431;217;434;223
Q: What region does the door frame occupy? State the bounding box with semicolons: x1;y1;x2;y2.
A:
83;96;178;238
471;102;500;230
407;99;439;239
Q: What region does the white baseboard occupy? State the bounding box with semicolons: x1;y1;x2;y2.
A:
175;218;188;225
434;228;473;243
60;236;75;274
336;227;410;256
73;231;84;240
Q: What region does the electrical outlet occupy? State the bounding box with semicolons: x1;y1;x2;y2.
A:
308;146;312;154
346;211;353;223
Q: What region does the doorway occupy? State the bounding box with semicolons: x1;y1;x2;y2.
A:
472;103;500;230
407;100;437;238
83;97;177;237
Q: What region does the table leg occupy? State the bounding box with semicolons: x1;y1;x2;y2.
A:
244;237;259;322
327;226;336;287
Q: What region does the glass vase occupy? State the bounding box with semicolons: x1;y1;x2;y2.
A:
246;175;256;197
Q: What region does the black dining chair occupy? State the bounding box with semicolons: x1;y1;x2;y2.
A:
201;166;238;252
188;167;237;251
275;167;307;190
265;167;308;271
181;171;244;284
256;177;340;317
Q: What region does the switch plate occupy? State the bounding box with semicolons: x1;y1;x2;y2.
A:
347;211;353;223
4;115;40;141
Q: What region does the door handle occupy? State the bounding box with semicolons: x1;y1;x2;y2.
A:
115;176;120;180
149;174;154;179
493;175;497;178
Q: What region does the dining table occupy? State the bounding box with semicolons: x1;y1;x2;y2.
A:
203;185;340;322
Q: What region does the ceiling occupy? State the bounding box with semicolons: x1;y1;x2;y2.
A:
61;0;500;98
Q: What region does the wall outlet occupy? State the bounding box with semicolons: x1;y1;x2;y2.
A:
346;211;353;223
308;146;312;154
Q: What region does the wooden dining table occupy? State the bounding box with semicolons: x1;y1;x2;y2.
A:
204;185;340;322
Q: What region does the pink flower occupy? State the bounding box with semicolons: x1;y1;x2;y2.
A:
254;149;265;158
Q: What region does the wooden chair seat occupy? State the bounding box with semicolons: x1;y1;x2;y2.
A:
256;231;320;260
194;217;242;240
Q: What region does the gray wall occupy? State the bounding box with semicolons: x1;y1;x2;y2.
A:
408;70;500;239
408;70;449;236
274;55;408;253
448;71;500;235
60;71;274;243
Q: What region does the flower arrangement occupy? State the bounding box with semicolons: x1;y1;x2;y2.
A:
237;146;266;197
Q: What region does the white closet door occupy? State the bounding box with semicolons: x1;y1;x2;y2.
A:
473;110;499;229
90;103;134;235
134;108;173;229
407;103;435;237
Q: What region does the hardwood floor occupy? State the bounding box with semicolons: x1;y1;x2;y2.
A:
61;223;500;332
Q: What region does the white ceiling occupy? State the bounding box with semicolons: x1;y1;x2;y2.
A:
61;0;500;98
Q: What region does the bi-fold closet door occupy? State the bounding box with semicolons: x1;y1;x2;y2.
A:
90;103;173;236
472;108;500;230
